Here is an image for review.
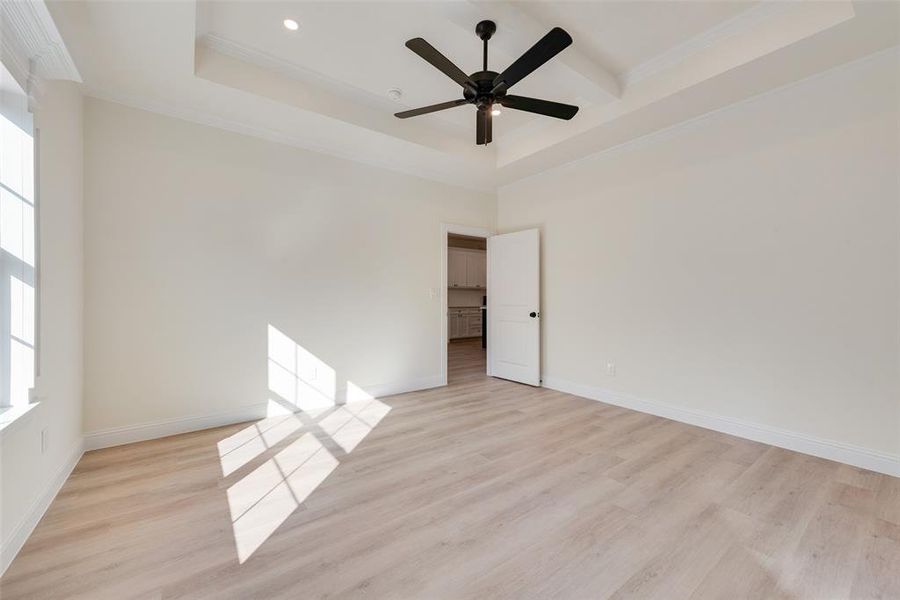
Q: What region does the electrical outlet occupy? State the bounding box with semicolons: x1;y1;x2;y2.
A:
41;428;49;454
606;362;616;376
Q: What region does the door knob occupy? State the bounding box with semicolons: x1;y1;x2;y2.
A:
529;311;539;318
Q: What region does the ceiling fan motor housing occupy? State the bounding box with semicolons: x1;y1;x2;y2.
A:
464;71;504;109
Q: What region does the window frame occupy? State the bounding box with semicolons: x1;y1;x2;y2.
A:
0;91;38;410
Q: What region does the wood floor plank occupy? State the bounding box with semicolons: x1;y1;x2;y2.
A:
2;339;897;599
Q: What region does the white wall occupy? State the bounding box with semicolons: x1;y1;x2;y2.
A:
498;50;900;464
448;289;484;307
82;98;495;440
1;81;84;571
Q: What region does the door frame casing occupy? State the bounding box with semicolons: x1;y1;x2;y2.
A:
439;223;494;386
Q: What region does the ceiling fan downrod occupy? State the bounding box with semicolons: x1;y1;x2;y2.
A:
477;19;496;71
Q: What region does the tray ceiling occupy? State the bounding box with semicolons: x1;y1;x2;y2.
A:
48;0;900;191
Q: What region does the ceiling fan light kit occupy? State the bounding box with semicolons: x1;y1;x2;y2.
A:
395;20;579;146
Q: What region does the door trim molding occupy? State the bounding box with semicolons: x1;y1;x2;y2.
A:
440;223;494;386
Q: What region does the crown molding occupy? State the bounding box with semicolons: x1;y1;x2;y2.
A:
198;33;471;136
500;45;900;190
621;1;794;88
0;0;81;100
0;32;30;90
200;33;397;113
83;86;495;194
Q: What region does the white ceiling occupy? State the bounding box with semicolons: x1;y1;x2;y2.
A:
48;0;900;191
197;1;587;137
520;1;761;75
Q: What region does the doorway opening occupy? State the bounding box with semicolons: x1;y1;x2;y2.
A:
440;224;492;386
446;233;487;383
439;224;541;388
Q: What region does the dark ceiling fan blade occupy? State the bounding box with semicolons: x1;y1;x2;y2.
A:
498;95;579;120
492;27;572;92
476;108;492;145
395;98;470;119
405;38;476;90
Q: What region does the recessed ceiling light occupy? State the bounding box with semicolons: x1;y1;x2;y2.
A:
491;107;501;116
387;88;403;102
283;19;299;31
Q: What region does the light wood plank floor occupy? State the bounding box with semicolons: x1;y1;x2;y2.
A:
3;339;899;599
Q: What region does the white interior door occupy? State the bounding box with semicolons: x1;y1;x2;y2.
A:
488;229;540;386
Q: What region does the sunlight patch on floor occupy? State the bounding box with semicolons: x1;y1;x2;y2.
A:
218;415;303;477
229;433;339;563
222;325;393;563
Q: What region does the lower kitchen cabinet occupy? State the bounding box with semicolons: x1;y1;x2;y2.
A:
448;307;483;339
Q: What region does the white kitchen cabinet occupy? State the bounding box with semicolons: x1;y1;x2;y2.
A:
448;248;468;288
448;307;483;339
449;311;460;338
465;252;486;289
466;311;482;337
448;248;486;290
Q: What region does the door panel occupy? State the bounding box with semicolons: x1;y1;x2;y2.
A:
488;229;540;386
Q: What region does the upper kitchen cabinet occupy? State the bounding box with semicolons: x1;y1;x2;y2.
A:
448;248;486;289
466;251;486;289
449;248;468;289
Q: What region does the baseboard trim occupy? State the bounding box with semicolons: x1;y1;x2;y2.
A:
543;376;900;478
358;375;445;399
83;403;270;451
83;376;445;451
1;438;84;576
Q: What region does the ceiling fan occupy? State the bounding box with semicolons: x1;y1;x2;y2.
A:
395;20;579;146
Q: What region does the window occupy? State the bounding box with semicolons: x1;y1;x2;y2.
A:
0;64;36;409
